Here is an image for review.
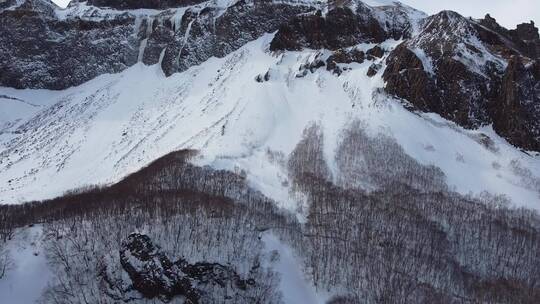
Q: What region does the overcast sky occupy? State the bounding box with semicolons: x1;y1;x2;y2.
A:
400;0;539;28
51;0;539;29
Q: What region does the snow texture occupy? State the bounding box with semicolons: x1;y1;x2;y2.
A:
0;226;51;304
0;34;538;211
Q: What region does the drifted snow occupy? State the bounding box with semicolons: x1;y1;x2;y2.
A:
0;34;539;211
0;226;51;304
262;233;330;303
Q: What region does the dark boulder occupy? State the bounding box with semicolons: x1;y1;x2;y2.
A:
326;48;365;75
120;233;199;302
367;63;381;77
366;45;384;59
118;233;253;303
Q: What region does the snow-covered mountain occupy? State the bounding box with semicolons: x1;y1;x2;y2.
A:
1;0;540;303
1;33;539;208
0;0;538;207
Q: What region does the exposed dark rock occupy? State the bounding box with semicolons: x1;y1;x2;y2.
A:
366;45;384;59
255;71;270;82
383;10;540;151
270;5;387;52
512;21;540;59
118;233;253;303
492;57;540;151
383;44;432;108
0;0;138;89
161;0;313;75
0;0;417;89
299;58;326;75
0;0;313;89
366;63;380;77
119;233;198;302
81;0;206;9
479;14;540;60
326;48;365;75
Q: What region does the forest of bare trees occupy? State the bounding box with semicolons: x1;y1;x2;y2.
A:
1;123;539;303
285;122;540;303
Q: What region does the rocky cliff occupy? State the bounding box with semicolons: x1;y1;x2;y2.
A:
383;11;540;151
1;0;538;150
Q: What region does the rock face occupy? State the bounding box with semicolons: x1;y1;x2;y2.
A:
117;233;252;303
383;11;540;151
269;7;386;51
326;48;365;75
0;0;138;89
0;0;422;89
494;57;540;150
0;0;538;151
83;0;206;9
0;0;313;89
158;0;313;75
480;14;540;60
269;1;423;51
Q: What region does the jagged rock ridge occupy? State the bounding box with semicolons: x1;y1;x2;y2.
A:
383;11;540;151
1;0;538;150
0;0;422;89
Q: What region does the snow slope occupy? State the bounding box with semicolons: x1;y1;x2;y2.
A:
0;226;51;304
262;233;330;304
0;34;539;210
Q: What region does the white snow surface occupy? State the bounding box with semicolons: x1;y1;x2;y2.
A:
0;34;539;210
361;0;398;6
262;233;330;304
0;226;51;304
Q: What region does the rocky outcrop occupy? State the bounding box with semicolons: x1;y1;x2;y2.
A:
0;0;313;89
1;0;538;151
159;0;313;75
116;233;253;303
119;233;197;302
493;57;540;151
269;6;386;51
480;14;540;60
268;1;425;51
326;48;365;75
0;0;420;89
366;45;384;59
383;10;540;151
0;0;138;89
366;62;380;77
82;0;206;9
383;44;433;109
